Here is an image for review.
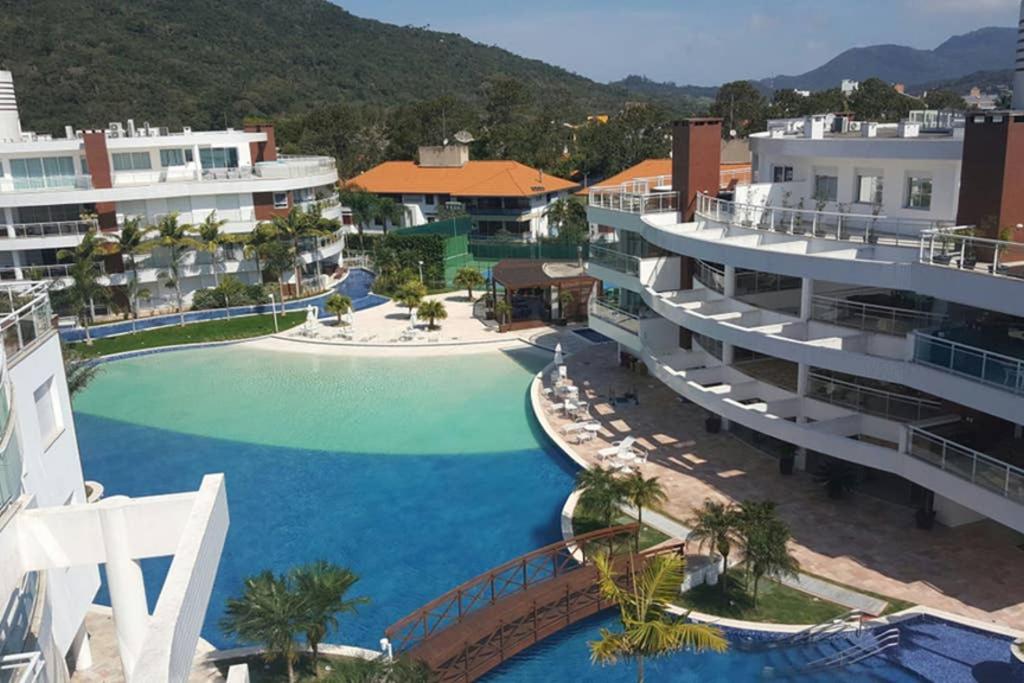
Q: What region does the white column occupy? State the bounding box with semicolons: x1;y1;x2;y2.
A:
98;498;150;680
11;249;23;280
723;264;736;299
794;362;810;470
192;144;202;181
799;277;814;321
2;207;13;238
70;622;94;671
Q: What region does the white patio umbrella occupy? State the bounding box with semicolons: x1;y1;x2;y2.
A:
409;308;418;329
554;343;564;366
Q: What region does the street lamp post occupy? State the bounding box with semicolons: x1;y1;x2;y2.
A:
418;260;424;283
268;293;279;333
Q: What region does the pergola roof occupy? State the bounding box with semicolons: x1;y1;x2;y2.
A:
492;259;597;290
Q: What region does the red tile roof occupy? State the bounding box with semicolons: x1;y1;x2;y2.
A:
347;160;579;198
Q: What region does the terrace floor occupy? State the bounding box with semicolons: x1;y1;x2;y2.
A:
539;343;1024;631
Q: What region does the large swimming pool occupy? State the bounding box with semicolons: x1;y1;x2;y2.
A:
73;346;1018;682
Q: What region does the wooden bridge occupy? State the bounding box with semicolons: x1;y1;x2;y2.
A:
384;525;684;683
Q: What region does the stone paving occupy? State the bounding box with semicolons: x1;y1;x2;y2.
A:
540;343;1024;631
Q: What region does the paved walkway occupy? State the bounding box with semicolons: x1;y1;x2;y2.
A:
538;344;1024;631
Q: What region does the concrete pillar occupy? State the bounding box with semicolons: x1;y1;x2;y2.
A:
11;249;23;280
70;622;94;671
98;498;150;680
794;363;810;470
723;264;736;299
800;277;814;321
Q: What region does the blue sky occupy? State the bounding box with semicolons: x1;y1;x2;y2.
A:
332;0;1021;85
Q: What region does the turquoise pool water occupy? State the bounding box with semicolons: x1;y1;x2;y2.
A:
73;346;1017;682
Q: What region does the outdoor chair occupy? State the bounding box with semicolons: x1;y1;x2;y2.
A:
597;435;636;461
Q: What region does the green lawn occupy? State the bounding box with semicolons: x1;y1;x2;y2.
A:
73;312;306;358
572;508;671;552
676;568;848;625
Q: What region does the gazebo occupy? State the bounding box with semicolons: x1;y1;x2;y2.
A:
490;259;597;332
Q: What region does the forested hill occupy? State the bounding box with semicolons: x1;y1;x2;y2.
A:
0;0;700;134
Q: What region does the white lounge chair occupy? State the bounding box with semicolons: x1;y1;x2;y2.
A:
597;436;638;461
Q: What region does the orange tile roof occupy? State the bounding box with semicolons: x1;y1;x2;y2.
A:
346;160;579;198
577;159;672;195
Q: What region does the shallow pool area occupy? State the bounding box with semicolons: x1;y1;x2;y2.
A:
73;344;1020;682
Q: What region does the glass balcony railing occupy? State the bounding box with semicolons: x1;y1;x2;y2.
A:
812;296;947;336
912;331;1024;396
0;407;21;515
807;374;945;422
906;426;1024;504
0;282;55;364
588;188;679;215
588;245;641;277
589;299;654;335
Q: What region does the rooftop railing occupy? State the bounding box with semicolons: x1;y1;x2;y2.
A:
0;282;55;364
1;219;97;239
696;192;955;248
808;373;945;423
588;187;679;215
912;330;1024;396
918;226;1024;281
811;295;947;336
588;244;641;276
906;426;1024;504
0;175;93;193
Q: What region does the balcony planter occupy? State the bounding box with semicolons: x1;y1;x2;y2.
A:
705;415;722;434
915;507;936;530
779;454;796;475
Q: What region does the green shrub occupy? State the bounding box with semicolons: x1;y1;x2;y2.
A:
192;276;269;310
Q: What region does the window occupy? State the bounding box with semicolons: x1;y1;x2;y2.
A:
772;165;794;182
855;172;884;204
905;176;932;210
112;152;152;171
424;194;435;205
10;157;76;189
199;147;239;169
33;377;63;449
813;170;838;203
159;149;187;167
273;192;288;209
79;156;89;176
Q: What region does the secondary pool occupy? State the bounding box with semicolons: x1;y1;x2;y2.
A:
73;345;1018;682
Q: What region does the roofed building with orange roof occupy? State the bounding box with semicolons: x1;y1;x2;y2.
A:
346;144;579;240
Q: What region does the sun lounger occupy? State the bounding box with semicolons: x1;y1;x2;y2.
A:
597;436;637;461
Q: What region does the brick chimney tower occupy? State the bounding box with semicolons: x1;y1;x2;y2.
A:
671;118;722;222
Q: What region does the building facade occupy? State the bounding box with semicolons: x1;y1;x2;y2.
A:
347;144;578;240
586;112;1024;537
0;71;345;312
0;281;228;682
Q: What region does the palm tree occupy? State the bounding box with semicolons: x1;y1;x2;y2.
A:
338;187;377;251
736;501;799;606
272;208;334;297
245;221;279;282
325;293;352;325
575;466;628;531
62;342;100;398
396;279;427;319
417;299;447;329
108;217;150;330
544;197;589;243
221;571;308;683
290;561;368;676
374;196;410;234
57;230;110;345
452;267;485;301
140;214;200;326
622;473;667;553
262;241;295;306
494;298;513;325
686;500;740;592
589;552;728;683
196;211;230;287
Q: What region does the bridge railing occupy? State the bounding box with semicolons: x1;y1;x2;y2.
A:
385;524;639;654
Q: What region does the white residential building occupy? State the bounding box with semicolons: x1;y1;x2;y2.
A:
0;281;228;682
586;109;1024;537
0;71;346;312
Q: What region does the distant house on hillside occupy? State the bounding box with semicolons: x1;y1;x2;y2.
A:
963;87;998;110
346;144;578;241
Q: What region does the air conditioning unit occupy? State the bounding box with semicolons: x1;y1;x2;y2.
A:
158;127;169;136
182;126;192;135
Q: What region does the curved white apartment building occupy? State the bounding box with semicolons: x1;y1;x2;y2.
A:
0;71;345;312
0;282;228;682
586;112;1024;536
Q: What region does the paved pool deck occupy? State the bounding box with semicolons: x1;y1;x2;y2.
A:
536;343;1024;632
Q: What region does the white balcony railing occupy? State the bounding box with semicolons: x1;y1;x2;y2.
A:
906;426;1024;504
588;244;641;276
808;373;945;423
0;175;93;193
0;652;43;683
0;282;54;363
811;295;947;336
912;330;1024;396
589;188;679;215
695;192;956;247
1;219;98;239
918;226;1024;280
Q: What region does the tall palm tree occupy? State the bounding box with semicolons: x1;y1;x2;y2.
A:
196;211;230;287
575;466;628;531
108;217;150;330
589;552;728;683
221;571;308;683
262;241;294;306
290;561;368;676
622;473;667;553
140;214;200;326
374;196;410;234
338;187;377;251
686;500;740;592
57;230;109;345
271;208;333;298
245;221;279;283
736;501;799;606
